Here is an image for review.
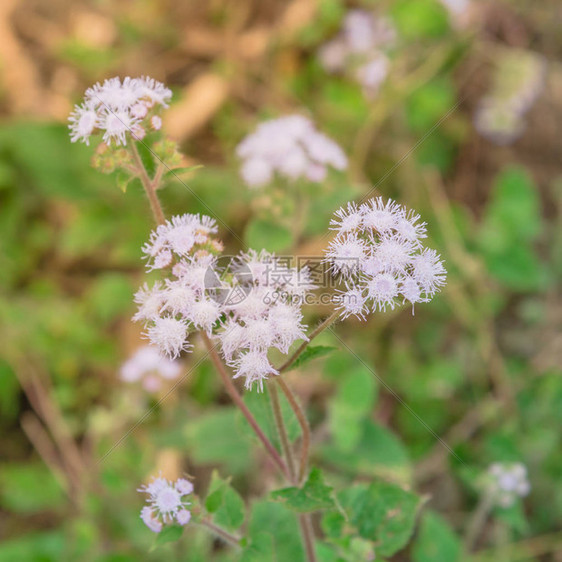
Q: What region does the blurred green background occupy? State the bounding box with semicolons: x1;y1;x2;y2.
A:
1;0;561;560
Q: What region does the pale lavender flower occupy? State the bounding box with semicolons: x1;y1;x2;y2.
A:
486;463;530;507
138;475;194;532
324;197;446;316
318;10;395;98
236;115;347;188
69;75;172;146
120;345;181;392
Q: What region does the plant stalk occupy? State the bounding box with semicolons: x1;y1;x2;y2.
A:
299;513;318;562
275;377;310;484
278;310;340;374
200;519;241;547
269;382;297;484
130;141;166;225
201;333;290;480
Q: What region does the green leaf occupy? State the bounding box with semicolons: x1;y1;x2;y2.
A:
321;420;410;481
321;510;346;539
204;471;245;530
241;389;301;450
412;512;461;562
406;78;456;133
338;481;422;557
271;468;335;513
292;346;337;370
391;0;449;39
239;532;276;562
245;219;293;252
184;407;253;474
154;525;184;547
248;501;304;561
0;463;65;514
329;366;377;451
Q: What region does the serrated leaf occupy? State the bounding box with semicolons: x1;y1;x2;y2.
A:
271;468;335;513
338;481;422;557
154;525;183;547
292;346;337;370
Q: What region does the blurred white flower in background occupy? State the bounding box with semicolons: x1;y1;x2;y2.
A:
236;115;347;188
318;10;395;97
120;345;181;392
486;462;531;507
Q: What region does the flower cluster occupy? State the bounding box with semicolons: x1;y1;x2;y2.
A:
120;345;181;392
486;463;530;508
215;250;314;391
474;50;546;145
138;475;194;532
68;76;172;146
133;214;224;358
236;115;347;188
134;216;313;390
324;198;446;318
318;10;395;97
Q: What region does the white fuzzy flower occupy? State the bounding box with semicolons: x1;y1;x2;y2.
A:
325;233;367;276
336;286;368;319
133;282;166;322
143;214;219;269
120;345;181;392
146;317;190;359
68;102;99;145
236;114;347;188
233;349;279;392
68;75;171;146
486;463;530;507
139;475;193;532
324;197;446;317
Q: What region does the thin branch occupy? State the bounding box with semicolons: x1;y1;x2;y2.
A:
269;382;297;484
299;513;318;562
199;519;241;548
130;141;165;225
200;333;290;480
276;377;310;484
278;310;340;374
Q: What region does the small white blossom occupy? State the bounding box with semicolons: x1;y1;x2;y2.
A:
139;475;193;532
318;10;395;98
236;115;347;189
120;345;181;392
233;349;279;392
486;463;530;508
146;317;190;359
324;197;446;316
69;75;171;146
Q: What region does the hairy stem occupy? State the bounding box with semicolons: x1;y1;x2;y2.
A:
276;377;310;483
278;310;340;374
200;519;241;547
299;513;318;562
201;333;290;480
269;382;297;484
130;141;166;225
